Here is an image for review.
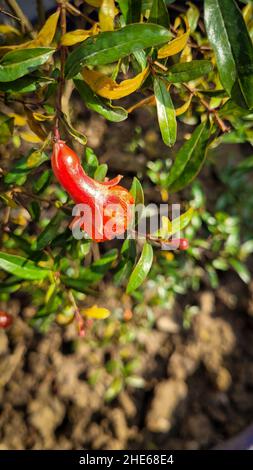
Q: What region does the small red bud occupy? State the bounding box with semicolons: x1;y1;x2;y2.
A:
0;311;13;329
178;238;189;250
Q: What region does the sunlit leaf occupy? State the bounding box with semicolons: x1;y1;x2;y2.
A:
20;131;43;143
154;77;176;147
82;66;149;99
126;242;153;294
0;251;51;280
74;76;128;121
99;0;116;31
65;24;171;78
160;207;195;237
0;24;20;36
0;48;54;82
158;29;190;59
0;10;59;53
81;304;111;319
230;259;251;284
205;0;253;109
175;95;193;116
61;24;99;46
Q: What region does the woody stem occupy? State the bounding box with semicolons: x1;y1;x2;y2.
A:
54;1;67;139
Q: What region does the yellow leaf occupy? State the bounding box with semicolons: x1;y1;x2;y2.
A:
175;95;193;116
25;107;48;140
8;113;26;126
82;66;149;99
160;188;169;202
0;193;18;208
99;0;115;32
243;3;253;24
32;10;60;47
158;29;190;59
81;304;111;319
0;24;20;36
162;251;174;262
26;150;44;167
61;24;99;46
161;216;173;235
20;131;42;143
33;112;55;122
0;10;59;53
56;312;74;325
85;0;103;6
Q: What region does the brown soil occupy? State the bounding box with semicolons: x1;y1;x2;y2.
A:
1;271;253;450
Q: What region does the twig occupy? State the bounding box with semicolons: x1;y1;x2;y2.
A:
5;0;34;36
151;61;229;133
65;1;96;25
68;290;85;337
36;0;45;27
183;83;230;133
55;1;67;138
0;6;21;21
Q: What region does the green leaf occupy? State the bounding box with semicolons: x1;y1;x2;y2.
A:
160;207;195;237
74;78;128;122
83;147;99;177
94;163;108;181
61;249;118;291
114;238;137;285
204;0;253;109
230;259;251;284
59;111;87;145
105;377;123;402
28;201;41;222
0;251;51;280
0;114;14;144
149;0;170;28
4;149;49;185
165;60;213;83
130;177;144;205
0;75;54;94
126;242;153;294
65;24;171;78
130;177;144;225
154;77;176;147
235;154;253;173
118;0;142;23
35;212;64;251
0;48;54;82
0;277;22;293
33;169;52;194
167;122;210;192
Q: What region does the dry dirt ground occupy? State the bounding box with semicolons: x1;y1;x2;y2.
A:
1;271;253;450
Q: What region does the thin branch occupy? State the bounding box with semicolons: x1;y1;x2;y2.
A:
0;6;21;21
68;290;85;337
36;0;45;28
55;1;67;138
5;0;34;36
183;83;230;133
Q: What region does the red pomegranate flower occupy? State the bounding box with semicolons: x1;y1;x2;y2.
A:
52;140;134;241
